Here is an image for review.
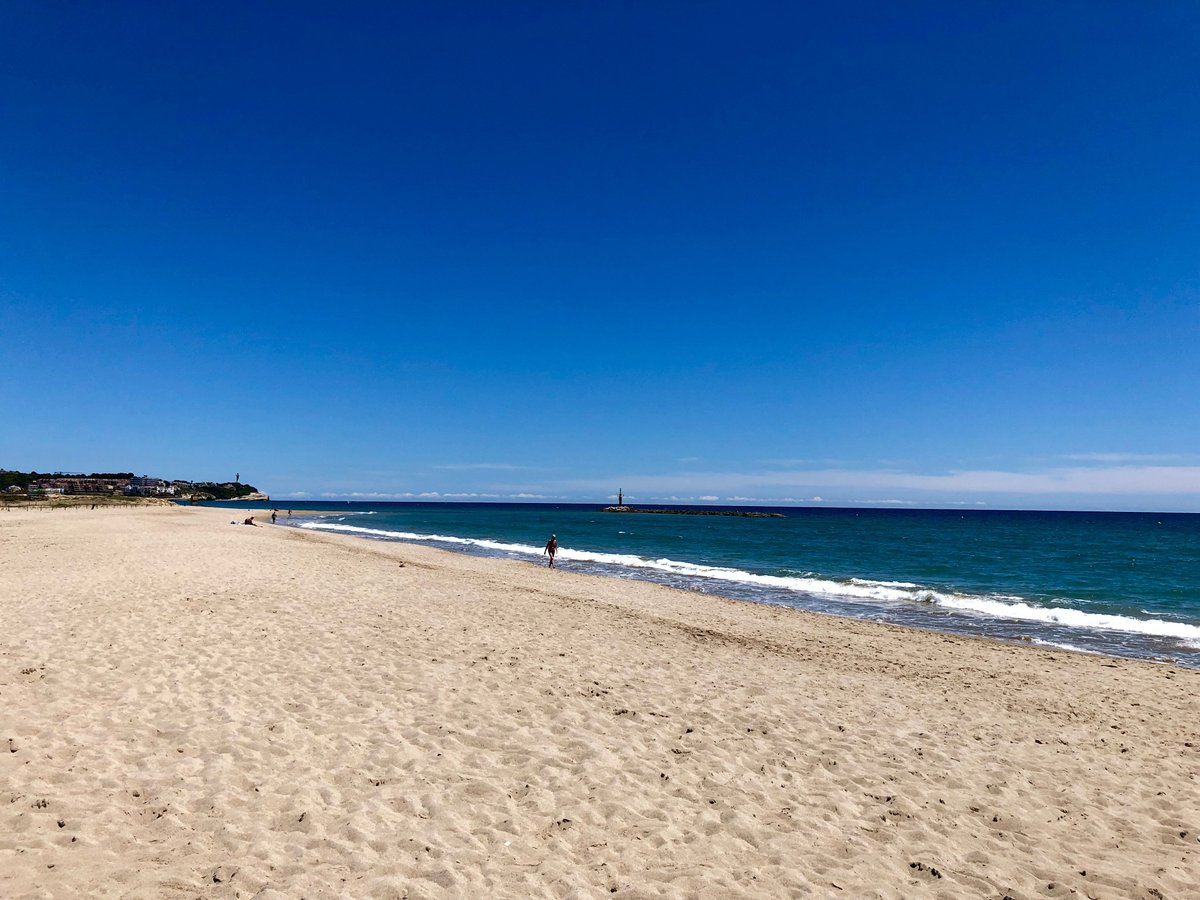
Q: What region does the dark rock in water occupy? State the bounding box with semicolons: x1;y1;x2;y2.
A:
601;506;783;518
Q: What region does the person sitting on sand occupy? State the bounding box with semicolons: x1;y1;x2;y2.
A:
543;534;558;568
243;516;258;526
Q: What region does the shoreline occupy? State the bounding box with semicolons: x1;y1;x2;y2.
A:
3;505;1197;897
287;514;1200;670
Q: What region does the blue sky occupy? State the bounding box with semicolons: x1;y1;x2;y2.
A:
2;2;1198;510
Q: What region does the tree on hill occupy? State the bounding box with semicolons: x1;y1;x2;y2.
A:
0;470;38;490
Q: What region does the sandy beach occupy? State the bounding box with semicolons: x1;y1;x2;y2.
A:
2;506;1197;899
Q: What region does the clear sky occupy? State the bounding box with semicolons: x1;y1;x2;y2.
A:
2;2;1198;510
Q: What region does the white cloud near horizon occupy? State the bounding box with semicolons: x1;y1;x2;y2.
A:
758;458;846;468
295;490;558;501
1060;452;1191;463
560;464;1200;497
273;463;1200;509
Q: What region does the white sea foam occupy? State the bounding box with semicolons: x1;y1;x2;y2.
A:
300;522;543;555
1030;638;1104;655
298;521;1200;644
924;593;1200;641
850;577;919;588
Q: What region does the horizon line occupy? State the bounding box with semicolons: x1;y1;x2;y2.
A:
236;496;1200;516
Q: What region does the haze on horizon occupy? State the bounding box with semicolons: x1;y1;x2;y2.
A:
2;3;1198;512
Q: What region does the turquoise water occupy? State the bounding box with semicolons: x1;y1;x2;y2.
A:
209;502;1200;667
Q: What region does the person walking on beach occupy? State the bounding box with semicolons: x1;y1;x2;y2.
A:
543;534;558;568
271;509;277;524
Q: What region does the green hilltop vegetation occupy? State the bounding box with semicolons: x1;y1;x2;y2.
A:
179;482;262;501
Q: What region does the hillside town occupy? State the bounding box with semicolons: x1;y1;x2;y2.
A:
0;470;263;501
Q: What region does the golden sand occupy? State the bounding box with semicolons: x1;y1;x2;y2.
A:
2;506;1196;898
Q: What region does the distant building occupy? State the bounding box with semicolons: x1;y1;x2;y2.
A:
124;476;174;496
32;477;128;495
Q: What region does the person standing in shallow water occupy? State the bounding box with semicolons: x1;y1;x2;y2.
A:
543;534;558;568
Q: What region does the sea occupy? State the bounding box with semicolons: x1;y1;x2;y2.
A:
202;501;1200;669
